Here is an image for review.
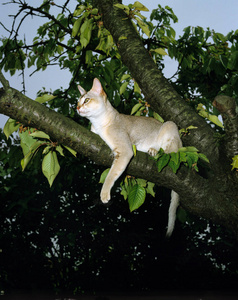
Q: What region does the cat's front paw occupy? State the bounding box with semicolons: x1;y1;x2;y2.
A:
100;189;111;203
148;148;158;157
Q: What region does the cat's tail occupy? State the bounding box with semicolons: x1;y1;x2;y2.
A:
166;190;180;237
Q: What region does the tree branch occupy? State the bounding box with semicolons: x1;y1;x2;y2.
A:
0;70;10;90
213;95;238;159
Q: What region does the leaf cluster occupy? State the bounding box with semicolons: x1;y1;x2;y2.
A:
121;176;155;212
100;167;155;213
152;147;209;174
4;117;76;187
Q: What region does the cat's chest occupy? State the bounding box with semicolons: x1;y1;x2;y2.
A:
91;124;115;150
91;121;131;151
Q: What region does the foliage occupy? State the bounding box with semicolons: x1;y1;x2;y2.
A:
4;119;76;186
231;155;238;171
152;147;209;174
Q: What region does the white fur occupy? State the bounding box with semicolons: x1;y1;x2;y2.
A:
77;78;182;236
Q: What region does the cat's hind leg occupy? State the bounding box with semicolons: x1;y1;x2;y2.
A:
157;121;182;153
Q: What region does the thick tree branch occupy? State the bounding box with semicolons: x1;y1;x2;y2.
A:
95;0;219;166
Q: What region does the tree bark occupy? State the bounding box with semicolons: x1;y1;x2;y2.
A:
0;0;238;238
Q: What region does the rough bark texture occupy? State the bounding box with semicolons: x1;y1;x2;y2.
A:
0;0;238;238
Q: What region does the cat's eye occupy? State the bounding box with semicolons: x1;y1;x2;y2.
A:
84;98;90;104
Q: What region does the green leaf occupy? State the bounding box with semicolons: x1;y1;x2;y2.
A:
132;144;137;156
114;3;129;12
136;178;147;187
198;153;210;164
185;152;199;169
90;8;98;15
63;145;77;157
30;131;50;140
20;130;38;156
131;103;143;115
72;17;83;37
146;181;155;197
185;155;193;169
42;151;60;187
231;155;238;170
169;152;180;173
128;184;146;212
157;153;170;172
42;145;51;155
132;1;149;11
85;50;93;65
186;125;198;131
80;19;93;48
120;184;129;200
150;48;168;56
179;151;187;163
178;146;199;152
207;114;224;128
35;94;56;103
120;74;131;81
73;5;86;17
99;168;110;184
118;36;127;41
21;140;44;171
198;105;224;128
134;81;141;94
220;55;228;69
135;17;150;37
3;118;20;139
56;145;64;156
170;152;179;165
119;81;128;94
153;112;164;123
228;50;238;70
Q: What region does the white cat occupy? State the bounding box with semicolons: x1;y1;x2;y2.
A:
77;78;182;236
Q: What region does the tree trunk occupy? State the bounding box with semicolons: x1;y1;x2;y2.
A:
0;0;238;238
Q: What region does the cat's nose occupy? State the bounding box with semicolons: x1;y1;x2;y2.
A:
77;104;81;113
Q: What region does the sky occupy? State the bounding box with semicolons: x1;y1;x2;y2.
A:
0;0;238;129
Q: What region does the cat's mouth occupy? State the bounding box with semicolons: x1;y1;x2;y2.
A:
77;106;87;116
77;105;82;113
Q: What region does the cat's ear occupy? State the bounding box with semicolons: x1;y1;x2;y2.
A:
78;85;86;96
91;78;103;95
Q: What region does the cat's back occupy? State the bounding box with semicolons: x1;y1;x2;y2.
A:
119;113;163;131
115;113;163;143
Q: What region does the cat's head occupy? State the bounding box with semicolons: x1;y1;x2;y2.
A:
77;78;107;119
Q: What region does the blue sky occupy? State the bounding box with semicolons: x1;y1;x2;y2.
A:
0;0;238;128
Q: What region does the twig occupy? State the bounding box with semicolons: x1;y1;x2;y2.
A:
0;69;10;89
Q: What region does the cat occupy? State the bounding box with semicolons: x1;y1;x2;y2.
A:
77;78;182;236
